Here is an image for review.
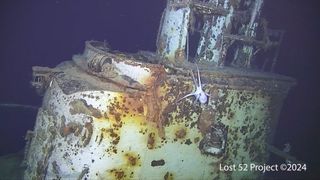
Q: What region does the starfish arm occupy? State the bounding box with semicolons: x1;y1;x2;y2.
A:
177;92;195;102
190;70;197;87
195;93;200;101
196;63;202;87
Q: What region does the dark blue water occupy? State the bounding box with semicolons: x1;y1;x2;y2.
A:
1;0;319;178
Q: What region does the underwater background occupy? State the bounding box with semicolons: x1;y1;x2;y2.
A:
0;0;319;179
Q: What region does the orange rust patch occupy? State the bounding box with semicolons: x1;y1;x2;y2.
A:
143;86;167;137
109;169;125;180
142;65;167;137
198;107;216;135
124;152;141;167
106;152;141;179
147;132;156;149
83;121;93;147
142;64;166;87
144;90;162;134
107;94;144;123
136;106;144;114
127;155;137;166
102;65;167;138
62;126;72;136
100;128;120;154
175;128;187;139
60;122;83;137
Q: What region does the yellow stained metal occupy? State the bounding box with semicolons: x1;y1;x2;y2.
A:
25;41;294;179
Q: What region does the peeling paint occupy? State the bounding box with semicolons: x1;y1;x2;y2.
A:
25;41;294;179
25;1;295;178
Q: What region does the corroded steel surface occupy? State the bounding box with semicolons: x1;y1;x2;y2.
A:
156;0;191;65
157;0;283;71
25;41;294;179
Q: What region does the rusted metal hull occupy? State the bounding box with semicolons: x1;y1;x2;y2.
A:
24;41;294;179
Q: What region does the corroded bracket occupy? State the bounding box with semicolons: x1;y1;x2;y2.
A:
74;41;166;91
31;66;62;95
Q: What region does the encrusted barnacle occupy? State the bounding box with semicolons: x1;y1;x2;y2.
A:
199;123;227;156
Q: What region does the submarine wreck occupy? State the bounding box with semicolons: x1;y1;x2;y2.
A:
24;0;295;179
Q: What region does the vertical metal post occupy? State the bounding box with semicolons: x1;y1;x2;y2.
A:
231;0;264;68
196;0;233;66
156;0;191;65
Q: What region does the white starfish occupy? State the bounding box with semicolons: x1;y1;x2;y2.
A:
178;64;209;104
